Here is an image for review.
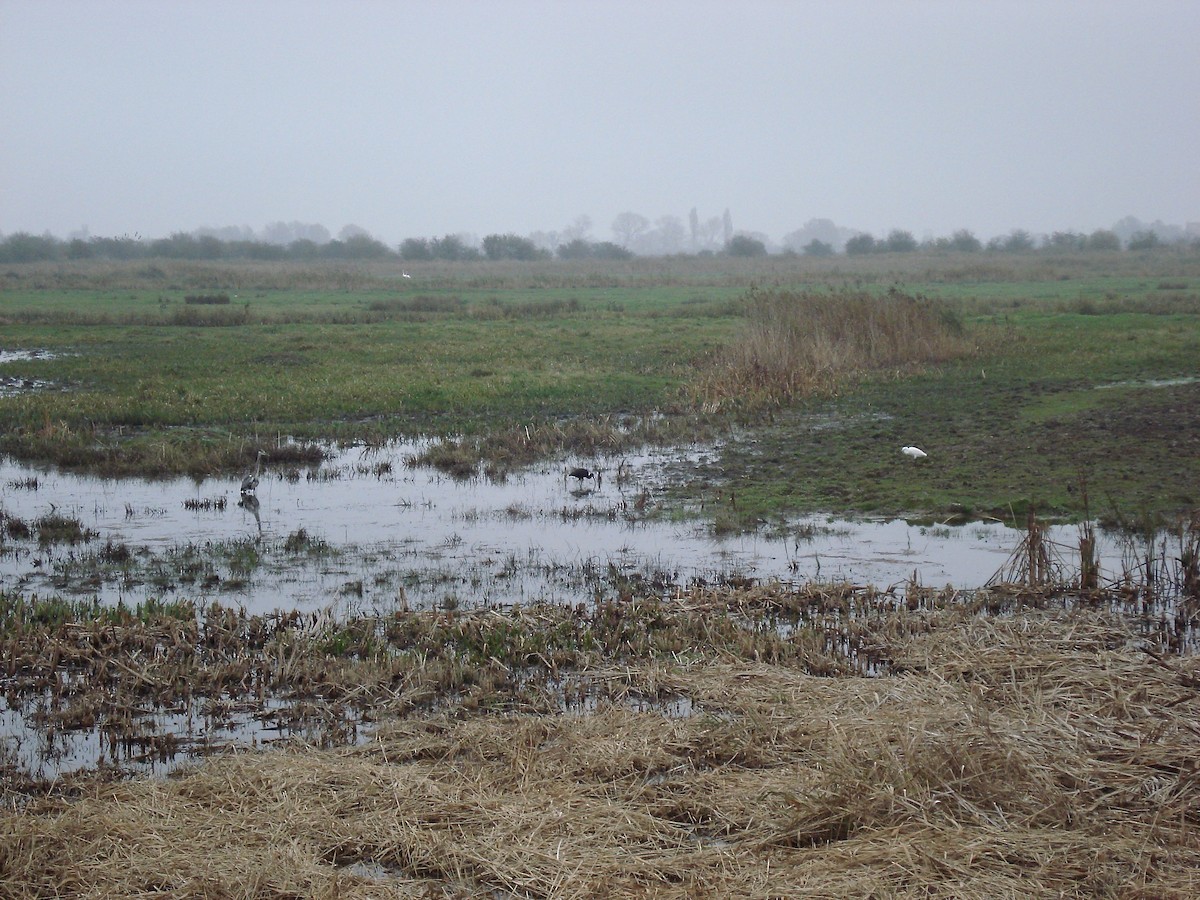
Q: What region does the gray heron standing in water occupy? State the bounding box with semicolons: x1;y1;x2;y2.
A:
240;450;268;494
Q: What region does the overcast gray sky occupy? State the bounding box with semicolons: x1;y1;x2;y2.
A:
2;0;1198;246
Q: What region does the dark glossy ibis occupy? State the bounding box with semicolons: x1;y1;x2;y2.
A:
567;467;599;486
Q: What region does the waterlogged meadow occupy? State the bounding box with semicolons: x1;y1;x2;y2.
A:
3;254;1200;896
1;440;1191;616
1;254;1198;514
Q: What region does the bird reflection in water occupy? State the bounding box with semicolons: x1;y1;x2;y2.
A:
567;467;600;495
237;492;262;535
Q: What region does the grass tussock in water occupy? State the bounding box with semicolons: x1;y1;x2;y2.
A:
4;424;326;479
691;286;973;412
3;607;1197;897
408;414;722;480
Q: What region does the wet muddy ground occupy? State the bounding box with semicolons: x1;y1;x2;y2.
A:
3;441;1196;790
0;349;60;397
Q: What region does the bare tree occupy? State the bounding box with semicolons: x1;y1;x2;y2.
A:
527;230;560;252
655;215;686;255
782;218;849;254
697;215;723;251
562;214;592;242
612;211;650;249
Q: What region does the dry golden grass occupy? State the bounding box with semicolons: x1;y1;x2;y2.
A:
4;608;1198;898
691;286;974;412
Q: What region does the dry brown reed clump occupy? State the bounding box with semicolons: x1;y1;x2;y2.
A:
691;286;973;413
4;607;1198;898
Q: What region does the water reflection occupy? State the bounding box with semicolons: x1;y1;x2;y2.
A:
0;441;1148;616
2;440;1194;786
237;493;262;535
0;348;61;397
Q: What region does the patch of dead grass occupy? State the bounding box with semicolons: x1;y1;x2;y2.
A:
4;610;1198;898
690;286;974;413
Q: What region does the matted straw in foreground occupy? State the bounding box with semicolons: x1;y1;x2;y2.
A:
3;609;1198;898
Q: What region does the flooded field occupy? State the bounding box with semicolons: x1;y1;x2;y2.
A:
3;440;1196;788
0;440;1145;616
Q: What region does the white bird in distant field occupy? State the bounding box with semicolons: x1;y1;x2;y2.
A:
401;271;412;279
901;446;928;460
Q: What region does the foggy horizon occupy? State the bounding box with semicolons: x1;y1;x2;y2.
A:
7;211;1195;257
3;1;1198;248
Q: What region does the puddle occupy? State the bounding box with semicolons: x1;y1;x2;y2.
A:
0;348;61;396
0;350;57;364
1096;376;1200;390
0;692;367;787
0;441;1152;616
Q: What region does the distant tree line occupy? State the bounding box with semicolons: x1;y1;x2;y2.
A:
836;227;1128;256
778;215;1197;256
0;230;398;264
0;229;639;264
824;226;1190;256
1;214;1194;264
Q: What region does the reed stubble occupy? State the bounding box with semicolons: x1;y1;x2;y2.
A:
4;605;1197;898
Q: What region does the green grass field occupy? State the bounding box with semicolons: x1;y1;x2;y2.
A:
2;253;1198;524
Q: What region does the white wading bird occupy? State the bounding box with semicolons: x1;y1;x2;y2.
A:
901;446;928;460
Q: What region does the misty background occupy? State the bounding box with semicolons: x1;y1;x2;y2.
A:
2;0;1198;254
